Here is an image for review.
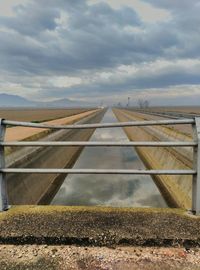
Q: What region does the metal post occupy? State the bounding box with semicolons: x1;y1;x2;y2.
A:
192;117;200;215
0;119;8;211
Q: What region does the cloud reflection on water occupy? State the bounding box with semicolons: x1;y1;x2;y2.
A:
52;110;167;208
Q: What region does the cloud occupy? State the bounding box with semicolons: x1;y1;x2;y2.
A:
0;0;143;75
141;0;198;10
0;0;199;105
52;119;166;207
88;0;171;23
141;0;200;59
0;0;29;17
0;4;59;36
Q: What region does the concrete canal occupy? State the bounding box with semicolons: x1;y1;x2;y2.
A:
52;109;166;207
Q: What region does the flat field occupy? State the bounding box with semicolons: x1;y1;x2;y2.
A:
149;106;200;114
0;108;91;122
5;109;99;142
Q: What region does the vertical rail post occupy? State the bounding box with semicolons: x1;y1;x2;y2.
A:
192;117;200;215
0;119;8;211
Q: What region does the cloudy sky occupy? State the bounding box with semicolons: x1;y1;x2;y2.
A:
0;0;200;106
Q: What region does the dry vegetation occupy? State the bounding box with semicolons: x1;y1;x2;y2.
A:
0;108;92;122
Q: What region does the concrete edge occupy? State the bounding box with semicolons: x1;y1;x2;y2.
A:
0;206;200;247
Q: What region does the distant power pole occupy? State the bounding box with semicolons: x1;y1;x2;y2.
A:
127;97;130;107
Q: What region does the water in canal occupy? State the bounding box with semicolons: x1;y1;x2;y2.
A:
52;109;166;207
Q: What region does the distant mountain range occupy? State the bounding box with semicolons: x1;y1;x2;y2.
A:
0;93;91;108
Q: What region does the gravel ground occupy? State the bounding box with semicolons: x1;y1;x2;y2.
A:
0;245;200;270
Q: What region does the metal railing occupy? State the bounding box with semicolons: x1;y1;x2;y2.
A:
0;117;200;214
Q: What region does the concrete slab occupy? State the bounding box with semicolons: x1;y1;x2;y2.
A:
0;206;200;247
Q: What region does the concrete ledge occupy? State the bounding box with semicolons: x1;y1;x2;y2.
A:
0;206;200;247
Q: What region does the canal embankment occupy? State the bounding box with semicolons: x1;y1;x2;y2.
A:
5;109;106;205
113;108;194;209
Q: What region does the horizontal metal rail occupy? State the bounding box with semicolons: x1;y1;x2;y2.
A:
2;119;195;129
0;141;197;147
0;116;200;215
0;168;196;175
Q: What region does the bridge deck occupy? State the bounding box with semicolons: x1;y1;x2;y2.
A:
0;206;200;246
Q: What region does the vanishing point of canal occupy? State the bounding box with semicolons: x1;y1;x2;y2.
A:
52;109;166;208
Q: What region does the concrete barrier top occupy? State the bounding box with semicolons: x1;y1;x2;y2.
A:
0;206;200;247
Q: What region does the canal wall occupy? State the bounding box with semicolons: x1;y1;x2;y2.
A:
6;109;106;205
113;108;193;209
